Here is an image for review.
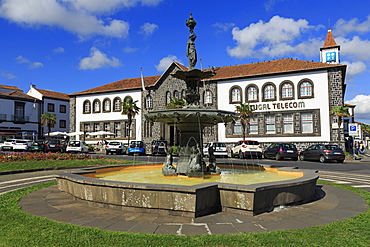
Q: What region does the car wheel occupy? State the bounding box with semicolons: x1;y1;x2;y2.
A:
337;160;344;163
106;151;109;155
293;157;298;161
299;154;305;161
319;155;327;163
275;153;281;161
239;152;243;159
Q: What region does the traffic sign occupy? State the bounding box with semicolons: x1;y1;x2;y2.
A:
349;123;359;136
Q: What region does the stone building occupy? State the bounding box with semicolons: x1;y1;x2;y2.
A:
69;29;347;149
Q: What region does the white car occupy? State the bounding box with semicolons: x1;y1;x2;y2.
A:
66;140;89;153
231;140;263;159
203;142;228;158
1;139;18;151
13;139;32;151
105;141;126;155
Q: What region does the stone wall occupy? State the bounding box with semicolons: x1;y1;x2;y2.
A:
141;64;219;146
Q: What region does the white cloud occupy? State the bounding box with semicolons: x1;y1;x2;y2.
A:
227;15;318;59
155;55;181;71
123;46;137;53
79;47;121;70
54;47;65;54
15;55;44;69
212;22;235;33
1;72;16;79
346;95;370;122
334;15;370;36
63;0;163;13
139;23;158;36
342;61;367;82
264;0;285;12
336;36;370;61
0;0;131;38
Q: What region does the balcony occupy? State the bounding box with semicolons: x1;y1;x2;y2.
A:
11;115;30;123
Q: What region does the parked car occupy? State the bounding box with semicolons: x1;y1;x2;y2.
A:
13;139;32;152
151;140;169;155
66;140;89;153
263;143;298;160
203;142;228;158
44;140;63;152
299;144;345;163
231;140;263;159
105;141;126;155
127;141;146;155
29;141;45;152
1;139;18;151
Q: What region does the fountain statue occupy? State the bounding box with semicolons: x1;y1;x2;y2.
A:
145;13;238;178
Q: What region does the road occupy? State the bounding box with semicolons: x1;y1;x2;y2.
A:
1;154;370;194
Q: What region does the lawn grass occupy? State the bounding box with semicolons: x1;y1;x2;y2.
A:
0;181;369;246
0;158;138;172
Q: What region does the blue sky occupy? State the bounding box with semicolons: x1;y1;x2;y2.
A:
1;0;370;123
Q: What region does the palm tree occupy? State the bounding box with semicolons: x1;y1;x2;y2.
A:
331;106;350;146
41;112;57;138
121;97;140;149
235;103;254;140
166;97;185;109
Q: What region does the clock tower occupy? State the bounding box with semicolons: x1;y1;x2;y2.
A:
320;28;340;64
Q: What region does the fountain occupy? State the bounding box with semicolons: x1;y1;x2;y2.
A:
56;14;318;218
145;12;238;178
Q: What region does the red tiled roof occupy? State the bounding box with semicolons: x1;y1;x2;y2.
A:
35;88;70;100
70;59;345;95
0;91;38;100
0;85;22;91
322;29;338;48
207;58;344;81
70;75;161;96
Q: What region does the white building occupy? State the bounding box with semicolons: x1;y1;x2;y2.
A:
69;29;347;149
0;85;41;141
27;84;70;137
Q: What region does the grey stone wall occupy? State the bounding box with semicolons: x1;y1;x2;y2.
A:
328;68;345;149
141;64;219;146
69;97;76;132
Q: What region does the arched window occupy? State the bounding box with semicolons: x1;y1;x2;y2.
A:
93;99;100;113
166;92;171;105
204;90;213;104
181;89;186;99
103;98;111;112
230;86;242;103
113;97;121;111
174;90;179;99
299;80;313;98
246;85;258;101
263;84;275;101
123;96;133;103
281;82;293;99
83;100;91;114
146;95;153;109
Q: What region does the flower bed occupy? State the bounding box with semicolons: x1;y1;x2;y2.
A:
0;152;104;162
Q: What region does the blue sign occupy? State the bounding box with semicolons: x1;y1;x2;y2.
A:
350;125;357;132
326;51;336;62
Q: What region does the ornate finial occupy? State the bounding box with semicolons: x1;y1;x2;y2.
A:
186;12;196;33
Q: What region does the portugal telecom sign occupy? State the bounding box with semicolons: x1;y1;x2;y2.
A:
349;123;359;136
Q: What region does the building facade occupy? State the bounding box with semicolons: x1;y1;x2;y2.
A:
0;85;41;141
27;84;70;137
69;30;347;149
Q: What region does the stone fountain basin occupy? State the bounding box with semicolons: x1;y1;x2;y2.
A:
56;164;318;217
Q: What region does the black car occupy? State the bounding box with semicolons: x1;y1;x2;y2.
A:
44;140;63;152
263;143;298;160
151;140;169;155
299;144;345;163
